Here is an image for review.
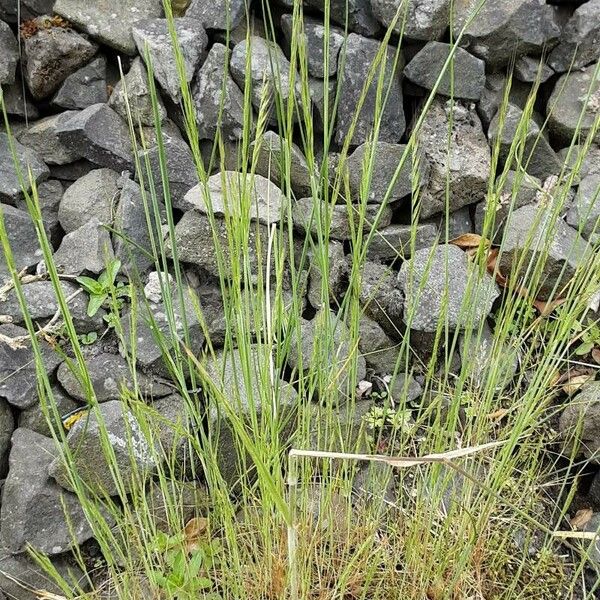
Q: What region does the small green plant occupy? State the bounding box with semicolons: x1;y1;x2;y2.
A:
570;317;600;356
364;405;415;435
78;331;98;345
76;259;129;317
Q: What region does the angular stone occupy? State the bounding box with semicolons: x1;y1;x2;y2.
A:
359;261;404;338
477;72;532;129
346;142;418;204
366;222;439;262
303;0;380;37
59;168;119;233
133;18;208;104
452;0;560;68
548;0;600;73
205;346;298;487
358;315;401;375
192;43;245;142
53;0;164;55
498;204;591;301
308;76;336;132
0;205;43;278
547;64;600;145
18;385;80;437
371;0;449;40
22;17;98;100
417;99;491;218
0;280;105;333
514;55;554;83
1;75;39;119
139;137;196;208
0;20;18;85
49;400;156;495
230;36;297;115
56;103;134;171
474;171;541;240
0;323;62;409
281;14;344;78
489;104;562;181
53;218;115;275
336;34;405;146
404;42;485;101
0;132;49;203
251;131;313;197
0;428;99;554
22;179;63;243
0;549;85;600
566;173;600;241
293;196;392;241
307;241;347;309
429;206;475;241
52;56;108;110
49;158;95;181
17;112;82;165
559;382;600;463
185;0;245;30
57;353;171;403
398;244;499;332
0;397;13;468
0;0;54;23
110;57;166;127
182;171;287;226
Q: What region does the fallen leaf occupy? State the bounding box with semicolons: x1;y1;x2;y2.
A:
562;374;594;395
487;408;509;421
533;297;567;316
450;233;491;250
183;516;208;554
592;348;600;365
570;508;593;530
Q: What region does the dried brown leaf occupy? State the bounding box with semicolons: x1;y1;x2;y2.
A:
570;508;593;530
183;516;208;554
562;374;595;395
592;348;600;365
450;233;490;250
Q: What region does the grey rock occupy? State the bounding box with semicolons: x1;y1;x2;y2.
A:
56;103;134;171
182;171;287;225
0;428;98;554
49;158;95;181
430;206;474;241
0;397;12;469
452;0;561;68
559;382;600;462
307;241;347;309
398;244;499;332
0;549;86;600
53;0;164;55
139;137;196;208
114;176;157;274
477;72;532;129
0;20;18;85
359;261;404;338
185;0;245;30
57;353;171;403
281;14;344;78
293;196;392;241
49;400;156;495
205;346;298;487
133;18;208;104
17;112;82;165
336;34;404;146
404;42;485;101
0;323;62;409
474;171;541;239
498;204;591;301
417;99;491;218
53;218;115;275
52;56;108;110
0;132;49;203
303;0;380;37
22;17;98;100
308;76;336;133
346;142;418;204
358;315;401;375
0;280;105;332
547;64;600;145
147;394;191;468
213;13;266;46
1;75;39;119
371;0;449;40
59;168;119;233
549;0;600;73
488;104;562;181
566;173;600;241
230;36;297;115
18;385;80;437
251;131;314;197
366;222;439;262
0;205;43;278
514;56;554;83
557;144;600;181
192;43;246;142
110;57;165;127
389;372;423;403
20;179;64;242
0;0;54;22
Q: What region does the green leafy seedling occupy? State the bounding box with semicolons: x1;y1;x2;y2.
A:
76;259;124;317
